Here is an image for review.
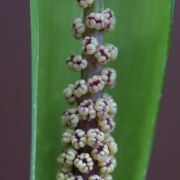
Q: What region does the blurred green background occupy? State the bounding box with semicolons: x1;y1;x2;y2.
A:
31;0;173;180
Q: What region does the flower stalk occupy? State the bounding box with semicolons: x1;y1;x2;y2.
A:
57;0;118;179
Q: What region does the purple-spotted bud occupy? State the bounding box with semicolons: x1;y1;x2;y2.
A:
88;75;105;94
95;45;111;64
106;44;118;60
72;17;86;38
74;79;88;98
66;54;87;71
86;12;105;30
74;153;94;173
79;99;96;121
63;84;76;103
82;36;98;55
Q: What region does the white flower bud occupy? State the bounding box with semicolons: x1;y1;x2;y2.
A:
104;94;117;116
103;8;116;31
98;115;115;134
74;79;88;98
62;129;73;145
103;135;118;155
71;129;87;149
63;84;76;103
91;143;109;161
88;75;105;94
72;17;86;38
74;153;94;173
57;148;77;167
79;99;96;121
66;54;87;71
106;44;118;60
95;98;110;119
101;68;117;88
82;36;98;55
69;175;83;180
56;167;72;180
98;156;116;174
86;12;105;30
77;0;94;8
62;108;79;128
95;45;111;64
87;128;105;147
89;175;103;180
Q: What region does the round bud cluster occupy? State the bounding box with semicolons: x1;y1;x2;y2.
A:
74;153;94;173
95;98;110;119
62;129;73;145
98;156;116;174
66;54;87;71
82;36;98;55
74;79;88;98
71;129;87;149
79;99;96;120
91;143;109;161
62;108;79;128
106;44;118;60
76;0;94;8
58;148;77;167
98;115;115;134
63;84;76;104
103;8;116;31
101;68;117;88
72;17;86;38
87;128;105;147
57;167;73;180
59;1;119;179
88;75;105;94
95;45;111;64
86;13;105;30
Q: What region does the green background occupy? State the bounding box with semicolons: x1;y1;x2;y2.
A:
31;0;174;180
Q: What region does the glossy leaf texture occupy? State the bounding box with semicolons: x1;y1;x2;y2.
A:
30;0;174;180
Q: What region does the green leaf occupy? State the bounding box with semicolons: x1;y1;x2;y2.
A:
30;0;174;180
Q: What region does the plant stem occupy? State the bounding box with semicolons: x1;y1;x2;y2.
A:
73;0;105;178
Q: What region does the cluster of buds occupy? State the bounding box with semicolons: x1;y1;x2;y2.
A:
58;1;119;179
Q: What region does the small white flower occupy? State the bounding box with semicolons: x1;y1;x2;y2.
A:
103;8;116;31
95;98;110;119
57;148;77;167
86;12;105;30
74;153;94;173
71;129;87;149
95;45;111;64
62;129;73;145
82;36;98;55
72;17;86;38
77;0;94;8
98;115;115;134
106;44;118;60
56;167;72;180
69;175;83;180
88;75;105;94
79;99;96;121
62;108;79;128
63;84;76;103
66;54;87;71
87;128;105;147
98;156;116;174
89;175;103;180
91;143;109;161
103;94;117;116
101;68;117;88
103;135;118;155
74;79;88;98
